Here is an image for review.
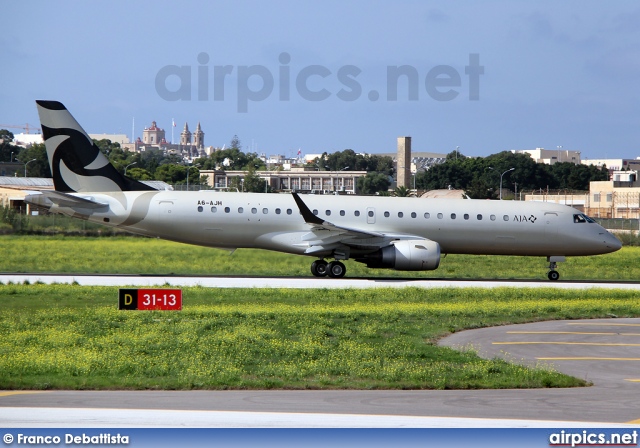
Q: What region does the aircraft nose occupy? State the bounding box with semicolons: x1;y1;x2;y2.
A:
602;231;622;252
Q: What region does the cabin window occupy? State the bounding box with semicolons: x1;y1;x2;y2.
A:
424;212;430;219
224;207;230;213
313;209;319;215
503;215;509;221
398;212;404;218
437;213;443;219
263;208;268;214
384;211;390;217
490;214;496;221
476;214;482;220
325;210;331;216
198;206;203;212
464;214;469;220
286;209;292;215
451;213;456;219
355;210;360;217
251;208;257;214
211;206;217;213
238;207;244;213
411;212;417;218
368;211;374;217
340;210;345;216
275;208;281;214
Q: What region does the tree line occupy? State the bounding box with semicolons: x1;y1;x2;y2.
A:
416;150;609;198
1;128;610;197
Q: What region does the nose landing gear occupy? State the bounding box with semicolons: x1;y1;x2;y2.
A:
547;268;560;281
546;256;565;281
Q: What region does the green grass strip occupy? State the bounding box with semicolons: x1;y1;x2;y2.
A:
1;285;638;390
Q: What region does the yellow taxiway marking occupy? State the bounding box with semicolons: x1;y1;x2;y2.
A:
507;331;640;336
625;379;640;382
627;419;640;424
536;357;640;361
0;391;47;397
493;341;640;346
567;323;640;327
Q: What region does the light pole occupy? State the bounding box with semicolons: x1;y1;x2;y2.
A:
556;145;562;164
186;163;201;191
500;168;515;200
24;158;37;177
334;166;349;192
124;161;137;176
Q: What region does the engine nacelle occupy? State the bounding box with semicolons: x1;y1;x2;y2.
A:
359;239;441;271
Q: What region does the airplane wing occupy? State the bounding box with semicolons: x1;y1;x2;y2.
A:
291;192;426;255
25;190;108;209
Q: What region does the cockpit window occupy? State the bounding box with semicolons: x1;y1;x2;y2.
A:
573;213;596;223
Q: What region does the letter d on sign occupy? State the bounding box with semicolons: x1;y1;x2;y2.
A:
119;288;139;310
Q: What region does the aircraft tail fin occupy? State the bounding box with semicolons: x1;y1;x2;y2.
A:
35;100;155;192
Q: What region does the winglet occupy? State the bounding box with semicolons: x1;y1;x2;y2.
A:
292;192;324;225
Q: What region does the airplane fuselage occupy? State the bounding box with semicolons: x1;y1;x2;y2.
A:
45;190;620;258
29;100;622;280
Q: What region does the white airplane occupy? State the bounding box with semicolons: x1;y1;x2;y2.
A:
25;100;622;281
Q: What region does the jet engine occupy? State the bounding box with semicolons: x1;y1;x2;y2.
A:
358;239;441;271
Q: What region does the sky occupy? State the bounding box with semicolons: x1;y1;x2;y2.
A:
2;1;640;160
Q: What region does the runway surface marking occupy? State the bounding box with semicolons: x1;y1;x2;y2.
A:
536;357;640;361
2;274;640;290
567;323;640;327
0;391;47;397
1;407;635;429
493;341;640;346
506;331;640;336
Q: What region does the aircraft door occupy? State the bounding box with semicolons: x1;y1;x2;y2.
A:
544;211;558;238
158;200;174;215
366;207;376;224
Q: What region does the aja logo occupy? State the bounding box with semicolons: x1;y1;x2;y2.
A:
513;214;537;223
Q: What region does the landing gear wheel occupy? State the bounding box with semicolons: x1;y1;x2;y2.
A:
548;270;560;281
327;261;346;278
311;260;328;277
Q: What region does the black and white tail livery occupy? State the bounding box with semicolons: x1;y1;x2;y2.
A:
35;100;154;192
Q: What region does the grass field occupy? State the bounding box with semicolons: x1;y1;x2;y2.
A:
1;235;638;280
1;284;639;390
2;235;639;391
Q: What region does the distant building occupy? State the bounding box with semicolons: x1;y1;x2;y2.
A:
90;134;130;145
12;133;43;148
142;121;166;146
397;137;411;189
586;173;640;219
582;158;640;174
200;168;366;194
123;120;211;161
511;147;581;165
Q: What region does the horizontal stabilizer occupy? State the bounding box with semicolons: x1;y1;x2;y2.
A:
25;190;108;209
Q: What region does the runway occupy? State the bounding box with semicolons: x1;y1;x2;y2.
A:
2;273;640;289
1;275;639;427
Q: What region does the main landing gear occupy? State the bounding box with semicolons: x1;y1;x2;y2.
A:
310;259;346;278
546;256;565;281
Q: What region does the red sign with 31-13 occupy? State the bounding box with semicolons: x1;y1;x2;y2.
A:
118;288;182;310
